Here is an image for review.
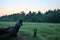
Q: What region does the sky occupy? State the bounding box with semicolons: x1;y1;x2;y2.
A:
0;0;60;16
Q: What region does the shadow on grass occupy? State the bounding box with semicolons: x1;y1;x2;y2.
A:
0;30;47;40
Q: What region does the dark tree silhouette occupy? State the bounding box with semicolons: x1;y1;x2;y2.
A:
0;9;60;23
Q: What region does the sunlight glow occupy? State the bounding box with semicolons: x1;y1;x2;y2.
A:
0;0;60;16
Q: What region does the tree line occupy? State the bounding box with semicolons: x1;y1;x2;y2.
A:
0;9;60;23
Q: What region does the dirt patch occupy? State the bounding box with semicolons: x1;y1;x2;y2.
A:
17;33;30;40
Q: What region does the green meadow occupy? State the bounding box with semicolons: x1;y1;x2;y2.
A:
0;22;60;40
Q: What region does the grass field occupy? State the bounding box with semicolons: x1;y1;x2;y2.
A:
0;22;60;40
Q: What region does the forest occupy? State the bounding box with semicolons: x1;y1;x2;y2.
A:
0;9;60;23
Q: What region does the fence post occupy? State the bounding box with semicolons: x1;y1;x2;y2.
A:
33;28;37;37
55;37;58;40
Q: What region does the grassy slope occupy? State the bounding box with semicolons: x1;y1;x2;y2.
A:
0;22;60;40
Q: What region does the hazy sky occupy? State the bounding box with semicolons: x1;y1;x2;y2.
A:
0;0;60;16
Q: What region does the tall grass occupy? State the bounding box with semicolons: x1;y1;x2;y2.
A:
0;22;60;40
